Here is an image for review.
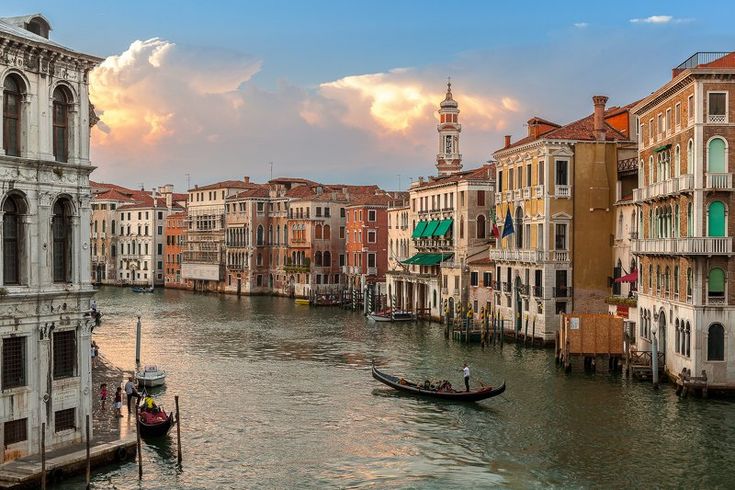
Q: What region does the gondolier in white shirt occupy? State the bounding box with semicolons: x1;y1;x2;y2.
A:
462;363;470;392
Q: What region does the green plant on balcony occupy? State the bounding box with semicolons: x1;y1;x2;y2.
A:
604;295;637;307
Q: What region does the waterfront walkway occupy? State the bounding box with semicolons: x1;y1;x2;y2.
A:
0;355;138;488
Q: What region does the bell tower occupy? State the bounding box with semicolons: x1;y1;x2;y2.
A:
436;79;462;176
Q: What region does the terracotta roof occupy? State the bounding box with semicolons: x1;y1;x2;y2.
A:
496;105;633;153
93;188;136;203
468;257;494;266
415;164;495;189
189;180;258;192
228;187;270;200
346;192;393;207
527;116;560;128
116;195;182;211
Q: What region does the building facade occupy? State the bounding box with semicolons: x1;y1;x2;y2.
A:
491;96;638;342
164;211;187;289
345;193;392;288
0;14;100;461
632;52;735;388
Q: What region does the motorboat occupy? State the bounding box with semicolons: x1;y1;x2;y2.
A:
136;364;166;388
367;309;415;322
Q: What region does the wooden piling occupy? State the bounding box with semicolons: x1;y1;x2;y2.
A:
136;410;143;479
524;316;529;345
175;395;182;465
531;318;536;347
85;415;91;489
40;423;46;490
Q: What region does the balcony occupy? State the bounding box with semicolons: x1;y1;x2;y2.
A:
553;251;569;262
513;189;522;201
505;191;513;202
707;295;726;305
553;286;573;298
708;114;727;124
534;185;544;198
706;173;733;190
555;185;571;198
502;282;511;293
522;187;531;200
532;285;543;298
518;284;529;296
488;248;544;264
632;237;733;255
495;192;503;203
367;266;377;276
633;174;694;202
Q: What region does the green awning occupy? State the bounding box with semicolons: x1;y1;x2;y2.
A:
434;219;453;237
411;221;427;238
421;220;440;237
401;253;454;266
654;144;671;153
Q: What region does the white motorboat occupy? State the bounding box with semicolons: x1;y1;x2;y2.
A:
136;364;166;387
367;310;415;322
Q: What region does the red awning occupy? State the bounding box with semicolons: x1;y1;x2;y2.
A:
614;270;638;283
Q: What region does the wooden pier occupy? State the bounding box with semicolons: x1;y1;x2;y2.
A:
0;435;136;489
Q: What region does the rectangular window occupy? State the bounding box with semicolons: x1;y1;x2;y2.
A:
657;113;663;134
537;223;544;249
53;330;76;379
555;224;567;250
687;95;694;121
4;418;27;446
477;191;485;207
526;164;532;187
470;271;479;286
675;102;681;127
55;408;76;432
339;226;345;239
498;170;503;192
454;276;459;289
367;230;376;243
368;253;376;268
339;254;345;267
368;209;376;221
708;92;727;122
340;208;346;218
157;243;163;254
555;160;568;186
157;226;163;235
483;271;492;287
2;336;26;389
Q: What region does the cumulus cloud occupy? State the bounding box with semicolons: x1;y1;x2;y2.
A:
573;22;589;28
629;15;692;24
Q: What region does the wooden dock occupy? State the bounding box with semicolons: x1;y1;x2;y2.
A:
0;435;136;489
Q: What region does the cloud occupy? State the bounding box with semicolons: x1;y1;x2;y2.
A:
573;22;588;28
629;15;692;24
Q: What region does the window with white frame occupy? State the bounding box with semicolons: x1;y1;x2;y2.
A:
554;223;567;250
649;118;654;143
687;95;694;123
657;113;664;136
675;102;681;128
537;160;544;186
367;209;376;222
665;108;672;133
555;160;569;186
708;92;727;123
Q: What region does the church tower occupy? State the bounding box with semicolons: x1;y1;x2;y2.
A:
436;80;462;176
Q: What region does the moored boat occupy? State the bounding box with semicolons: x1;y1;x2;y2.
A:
136;364;166;387
137;400;175;438
367;310;415;322
295;298;310;305
132;286;154;293
371;364;506;402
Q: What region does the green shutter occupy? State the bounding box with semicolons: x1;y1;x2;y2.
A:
411;221;427;239
708;138;726;173
708;201;726;237
708;268;725;293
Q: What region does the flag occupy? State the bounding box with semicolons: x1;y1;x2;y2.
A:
501;207;514;239
491;215;500;239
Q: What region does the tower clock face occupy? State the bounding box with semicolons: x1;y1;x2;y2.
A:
445;135;452;154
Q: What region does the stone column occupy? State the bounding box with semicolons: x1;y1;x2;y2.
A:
78;319;93;440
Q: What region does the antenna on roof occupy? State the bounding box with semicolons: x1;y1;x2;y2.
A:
269;162;273;180
139;183;144;191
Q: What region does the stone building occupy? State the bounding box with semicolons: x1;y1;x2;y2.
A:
490;96;638;342
164;211;187;289
386;83;495;321
632;52;735;388
345;192;393;289
0;14;100;461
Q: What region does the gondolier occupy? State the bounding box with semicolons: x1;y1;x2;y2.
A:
125;377;139;414
463;363;470;392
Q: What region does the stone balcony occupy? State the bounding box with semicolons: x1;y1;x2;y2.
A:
534;185;544;198
706;173;734;190
633;174;694;202
488;248;571;263
632;237;733;255
555;185;571;198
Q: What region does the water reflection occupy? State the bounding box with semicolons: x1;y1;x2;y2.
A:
56;287;735;489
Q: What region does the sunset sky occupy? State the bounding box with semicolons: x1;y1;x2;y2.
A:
6;1;733;191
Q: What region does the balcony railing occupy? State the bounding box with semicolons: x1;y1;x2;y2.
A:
367;266;377;276
555;185;571;198
518;284;529;296
532;285;543;298
489;248;570;263
707;295;726;305
553;251;569;262
502;282;511;293
534;185;544;198
495;192;503;203
522;187;531;199
505;191;513;201
633;174;693;202
553;286;573;298
706;173;733;190
513;189;522;201
632;237;733;255
708;114;727;124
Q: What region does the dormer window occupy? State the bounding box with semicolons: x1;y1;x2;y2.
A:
26;16;50;38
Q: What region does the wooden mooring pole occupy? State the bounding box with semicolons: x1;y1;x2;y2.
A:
40;423;46;490
85;415;91;489
136;411;143;479
175;395;182;465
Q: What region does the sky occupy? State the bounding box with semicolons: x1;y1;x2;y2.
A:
5;1;734;192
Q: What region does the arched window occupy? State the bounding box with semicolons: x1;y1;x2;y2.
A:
315;251;322;266
323;225;331;240
315;224;323;240
52;86;71;163
707;137;726;173
664;266;670;294
686;202;693;236
268;225;273;245
708;267;725;301
2;194;25;285
685;322;691;357
686;139;693;173
673;265;680;297
649;156;654;184
3;75;23;157
707;323;725;361
656;265;661;292
674;145;681;177
52;199;72;282
675;319;681;354
674;204;679;238
648;264;653;291
476;215;486;239
256;225;264;245
323;251;331;267
686;267;692;300
283;225;288;245
707;201;726;237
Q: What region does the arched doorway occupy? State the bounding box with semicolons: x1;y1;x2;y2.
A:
658;309;667;356
515;275;522;333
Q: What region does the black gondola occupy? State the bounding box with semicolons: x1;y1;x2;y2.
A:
137;404;175;438
372;364;506;402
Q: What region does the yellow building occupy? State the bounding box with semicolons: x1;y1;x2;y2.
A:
491;96;638;342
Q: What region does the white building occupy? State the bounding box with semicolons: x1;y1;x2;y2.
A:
0;14;100;461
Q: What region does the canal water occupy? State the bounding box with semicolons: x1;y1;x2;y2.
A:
64;287;734;489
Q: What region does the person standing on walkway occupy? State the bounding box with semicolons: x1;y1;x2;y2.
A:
462;363;470;392
100;383;108;411
114;387;123;417
124;377;139;414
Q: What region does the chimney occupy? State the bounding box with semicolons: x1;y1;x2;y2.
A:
243;176;250;183
593;95;609;141
504;135;511;148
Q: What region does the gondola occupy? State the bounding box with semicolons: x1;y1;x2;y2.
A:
137;402;175;438
131;286;154;293
371;364;506;402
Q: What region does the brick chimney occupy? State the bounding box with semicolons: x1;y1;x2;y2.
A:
593;95;609;141
243;176;250;183
504;135;511;148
